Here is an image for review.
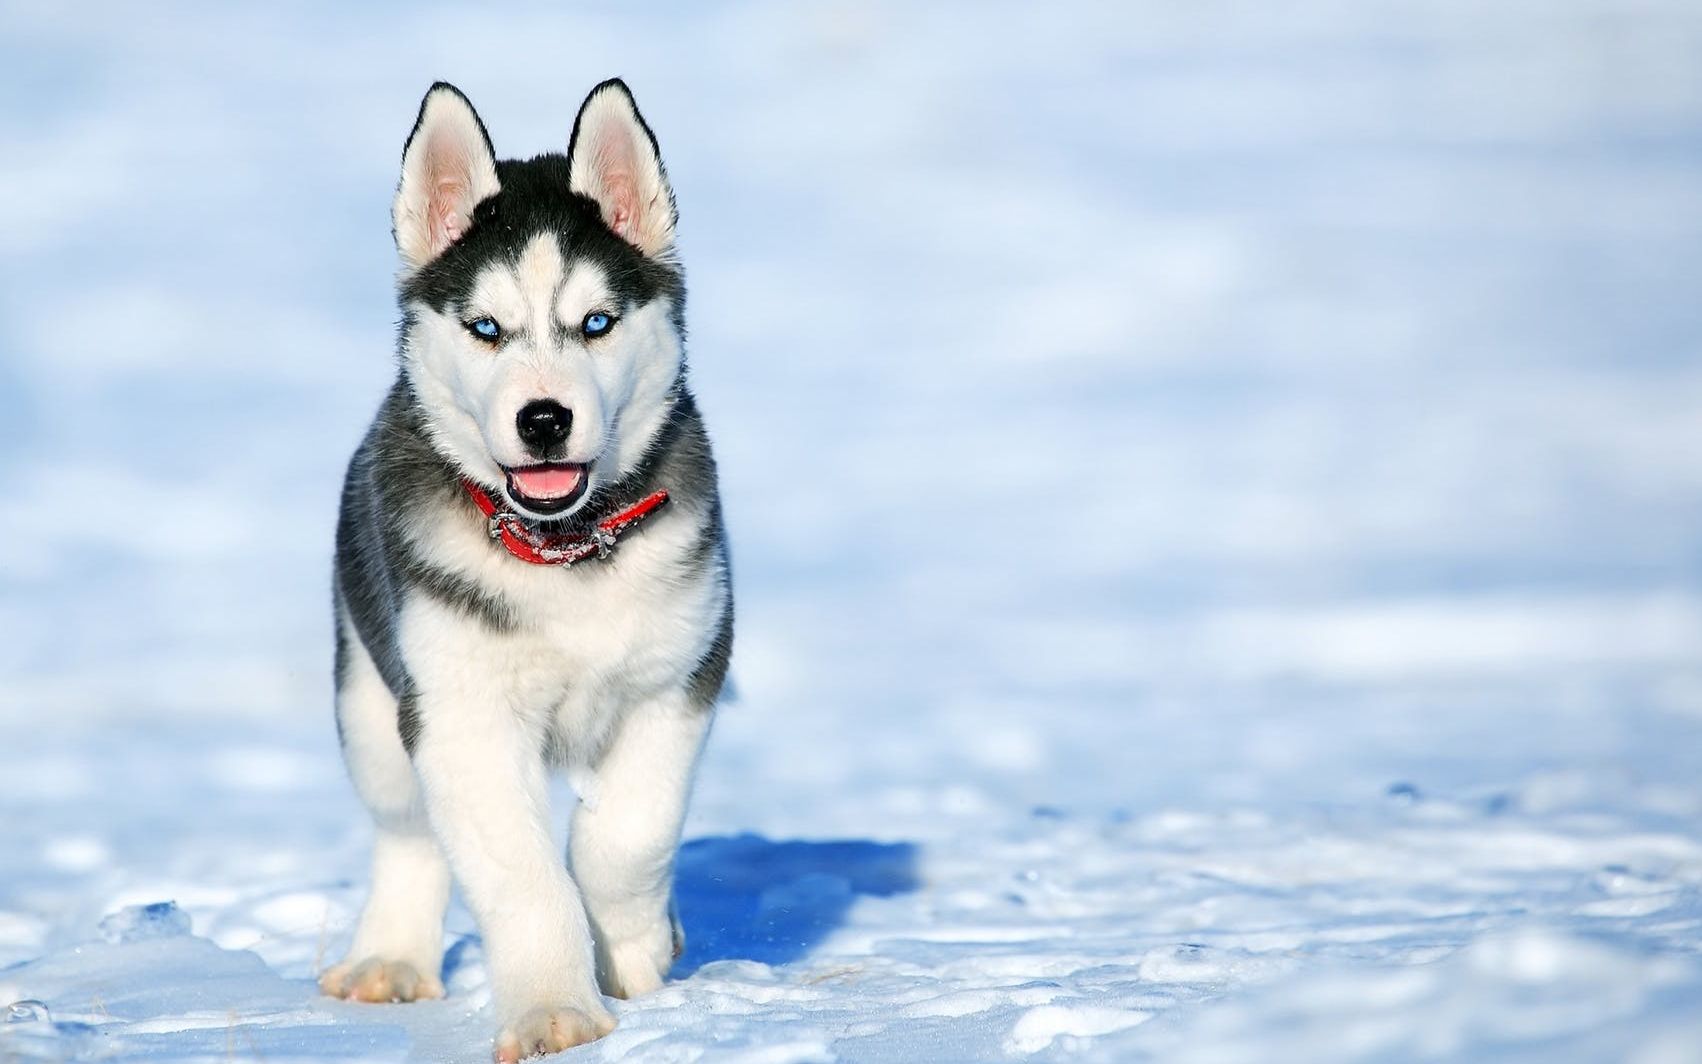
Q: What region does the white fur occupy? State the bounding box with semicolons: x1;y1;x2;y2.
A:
402;592;608;1025
571;687;709;997
324;606;450;999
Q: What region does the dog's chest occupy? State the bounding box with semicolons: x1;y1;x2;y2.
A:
406;500;720;726
523;551;705;692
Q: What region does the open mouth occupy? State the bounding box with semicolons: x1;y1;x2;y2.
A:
503;462;590;516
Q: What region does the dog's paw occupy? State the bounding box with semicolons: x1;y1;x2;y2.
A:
318;957;444;1003
493;1005;616;1062
598;924;675;1000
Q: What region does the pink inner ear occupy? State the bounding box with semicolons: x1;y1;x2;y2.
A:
589;134;642;241
431;176;469;248
424;128;478;255
601;174;637;239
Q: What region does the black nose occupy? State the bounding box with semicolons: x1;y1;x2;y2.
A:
516;399;572;455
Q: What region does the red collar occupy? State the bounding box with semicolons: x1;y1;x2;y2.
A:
461;479;670;566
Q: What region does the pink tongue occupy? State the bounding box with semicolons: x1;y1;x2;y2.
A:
511;465;583;499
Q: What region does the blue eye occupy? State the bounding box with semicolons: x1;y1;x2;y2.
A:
467;317;501;340
582;312;615;338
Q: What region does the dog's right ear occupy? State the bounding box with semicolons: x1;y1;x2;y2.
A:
394;83;501;271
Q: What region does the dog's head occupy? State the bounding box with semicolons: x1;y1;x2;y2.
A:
392;81;684;520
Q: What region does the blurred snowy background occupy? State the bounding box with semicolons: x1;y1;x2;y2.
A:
2;2;1701;1061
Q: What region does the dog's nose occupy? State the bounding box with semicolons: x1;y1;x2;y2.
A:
516;399;572;455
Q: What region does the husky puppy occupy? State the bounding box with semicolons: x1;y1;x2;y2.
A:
320;80;731;1061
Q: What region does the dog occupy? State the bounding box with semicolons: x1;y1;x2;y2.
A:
318;79;732;1061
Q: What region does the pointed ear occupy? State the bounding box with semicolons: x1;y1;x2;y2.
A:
393;83;501;270
568;79;677;259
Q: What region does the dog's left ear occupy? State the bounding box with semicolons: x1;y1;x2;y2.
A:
568;79;677;259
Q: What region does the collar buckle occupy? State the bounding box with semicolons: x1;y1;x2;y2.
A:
590;527;618;560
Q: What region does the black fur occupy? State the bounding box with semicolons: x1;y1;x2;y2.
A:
686;602;735;712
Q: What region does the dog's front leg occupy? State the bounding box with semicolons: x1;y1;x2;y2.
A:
410;683;615;1060
571;687;711;999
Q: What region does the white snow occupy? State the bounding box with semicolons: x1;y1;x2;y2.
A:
3;1;1702;1061
1005;1006;1152;1054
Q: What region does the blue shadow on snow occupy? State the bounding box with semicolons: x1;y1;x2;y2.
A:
671;833;919;975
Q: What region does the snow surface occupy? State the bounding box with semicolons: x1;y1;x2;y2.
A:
4;1;1702;1061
